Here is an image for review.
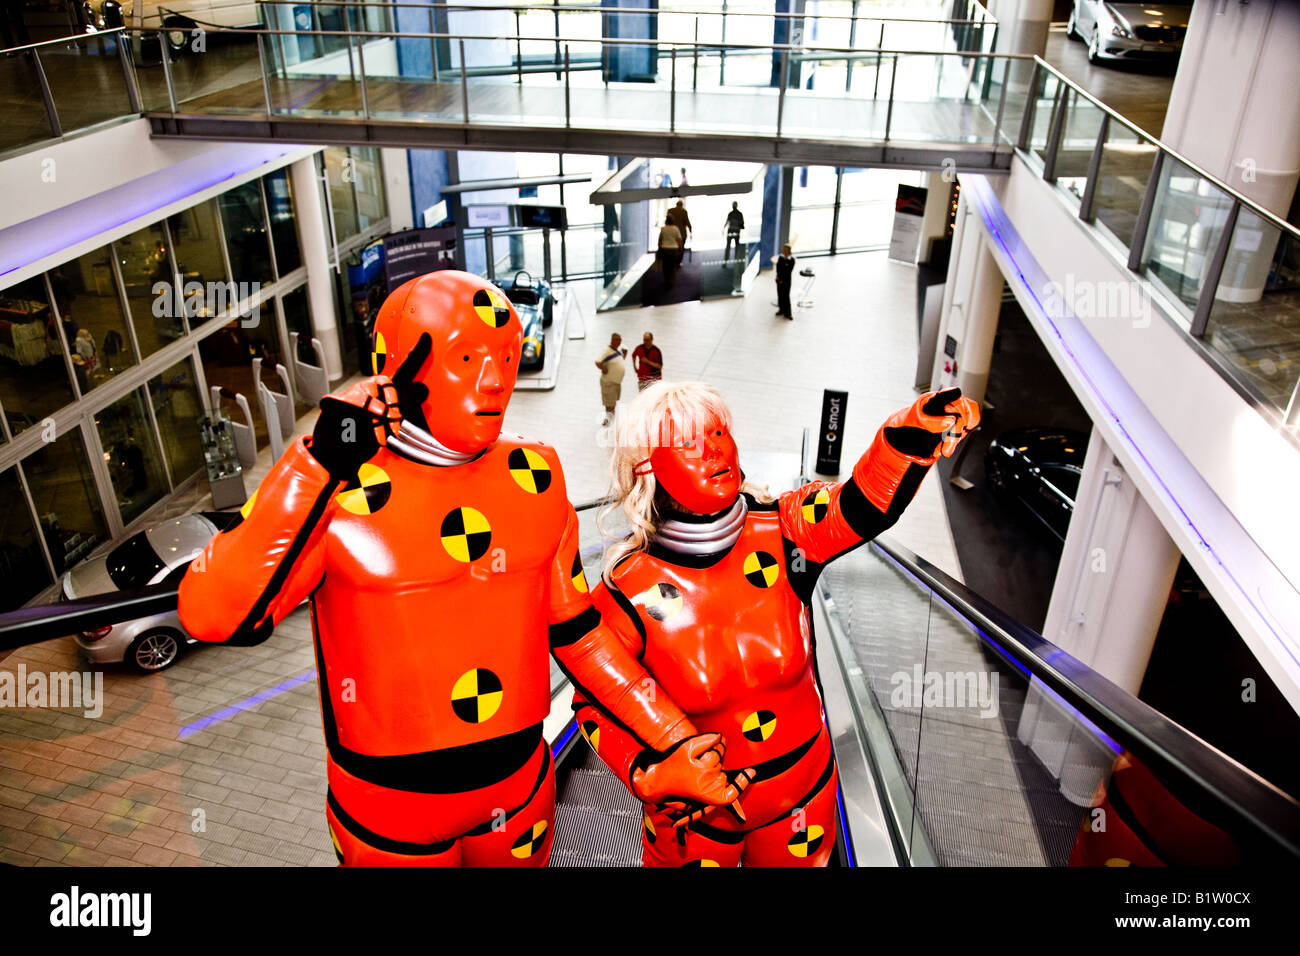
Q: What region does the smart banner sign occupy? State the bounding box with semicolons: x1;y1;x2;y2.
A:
383;226;458;293
815;389;849;475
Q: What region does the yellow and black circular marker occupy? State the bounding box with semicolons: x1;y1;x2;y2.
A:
683;859;720;867
802;488;831;524
473;288;511;329
336;463;392;516
579;719;600;752
371;331;387;375
788;824;825;858
640;582;683;622
741;709;777;743
742;550;780;588
571;553;589;594
451;667;503;723
510;820;548;859
441;506;492;562
508;447;552;494
643;816;656;844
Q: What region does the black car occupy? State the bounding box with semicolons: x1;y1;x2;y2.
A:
501;271;553;370
984;427;1088;541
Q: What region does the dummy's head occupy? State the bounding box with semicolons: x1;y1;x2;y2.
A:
371;270;522;454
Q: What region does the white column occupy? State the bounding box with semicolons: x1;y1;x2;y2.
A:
931;196;1003;403
916;171;952;265
991;0;1054;90
381;148;414;233
1020;426;1181;805
290;154;343;381
1161;0;1300;303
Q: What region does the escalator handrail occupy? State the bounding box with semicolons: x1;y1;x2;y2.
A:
871;537;1300;860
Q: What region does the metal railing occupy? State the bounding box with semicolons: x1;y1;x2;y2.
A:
1020;58;1300;432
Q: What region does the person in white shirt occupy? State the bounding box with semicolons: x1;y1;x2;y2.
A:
595;332;629;425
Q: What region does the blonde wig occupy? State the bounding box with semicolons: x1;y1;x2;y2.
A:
600;380;772;583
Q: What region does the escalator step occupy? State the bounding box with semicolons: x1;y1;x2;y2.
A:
551;743;644;867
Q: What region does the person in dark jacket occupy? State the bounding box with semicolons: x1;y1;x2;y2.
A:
774;244;795;319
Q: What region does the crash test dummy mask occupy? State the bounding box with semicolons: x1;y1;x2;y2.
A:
370;270;523;454
626;381;745;516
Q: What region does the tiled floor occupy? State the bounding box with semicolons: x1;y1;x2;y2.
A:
0;249;965;866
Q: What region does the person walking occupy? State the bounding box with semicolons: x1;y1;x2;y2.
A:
632;332;664;391
775;243;795;318
724;202;745;262
657;215;683;285
671;200;692;260
595;332;629;425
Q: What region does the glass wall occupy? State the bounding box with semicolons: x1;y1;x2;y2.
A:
47;245;137;394
220;180;275;289
167;198;229;330
23;427;108;576
114;221;178;360
265;168;303;276
94;388;171;526
0;276;75;437
0;150;391;606
0;466;50;611
149;359;206;491
323;146;389;244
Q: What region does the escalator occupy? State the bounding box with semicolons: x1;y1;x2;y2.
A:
2;506;1297;867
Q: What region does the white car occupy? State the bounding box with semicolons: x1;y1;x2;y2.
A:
1067;1;1191;66
65;512;237;672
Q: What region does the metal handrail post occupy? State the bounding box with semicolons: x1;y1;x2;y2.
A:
158;32;178;113
693;17;698;91
32;49;62;137
872;22;883;99
992;55;1009;147
356;26;371;118
1078;112;1109;223
1127;149;1165;272
1191;200;1239;338
257;32;274;115
564;44;571;128
515;9;523;84
1042;83;1068;182
669;47;676;133
883;52;897;142
459;39;470;127
775;48;787;140
1017;59;1040;152
115;33;142;113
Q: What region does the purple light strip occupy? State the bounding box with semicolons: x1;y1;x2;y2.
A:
964;174;1297;672
178;669;316;739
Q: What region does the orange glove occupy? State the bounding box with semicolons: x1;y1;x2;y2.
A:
881;387;980;463
631;733;755;827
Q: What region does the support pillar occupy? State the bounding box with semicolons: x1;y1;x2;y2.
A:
931;193;1002;403
290;155;342;381
1019;426;1182;805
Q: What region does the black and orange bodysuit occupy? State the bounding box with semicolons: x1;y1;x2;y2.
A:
574;389;979;866
178;271;738;866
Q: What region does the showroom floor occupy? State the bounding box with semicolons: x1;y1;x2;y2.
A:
0;249;968;866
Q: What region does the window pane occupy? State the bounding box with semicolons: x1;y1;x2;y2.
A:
281;285;315;362
265;168;303;276
352;147;387;231
219;180;275;289
0;276;75;436
48;245;137;393
95;387;170;526
24;427;108;575
0;466;52;611
199;320;287;445
324;148;360;242
150;359;206;486
168;199;230;330
114;222;182;357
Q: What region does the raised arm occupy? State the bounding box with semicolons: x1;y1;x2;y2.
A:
780;388;979;573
